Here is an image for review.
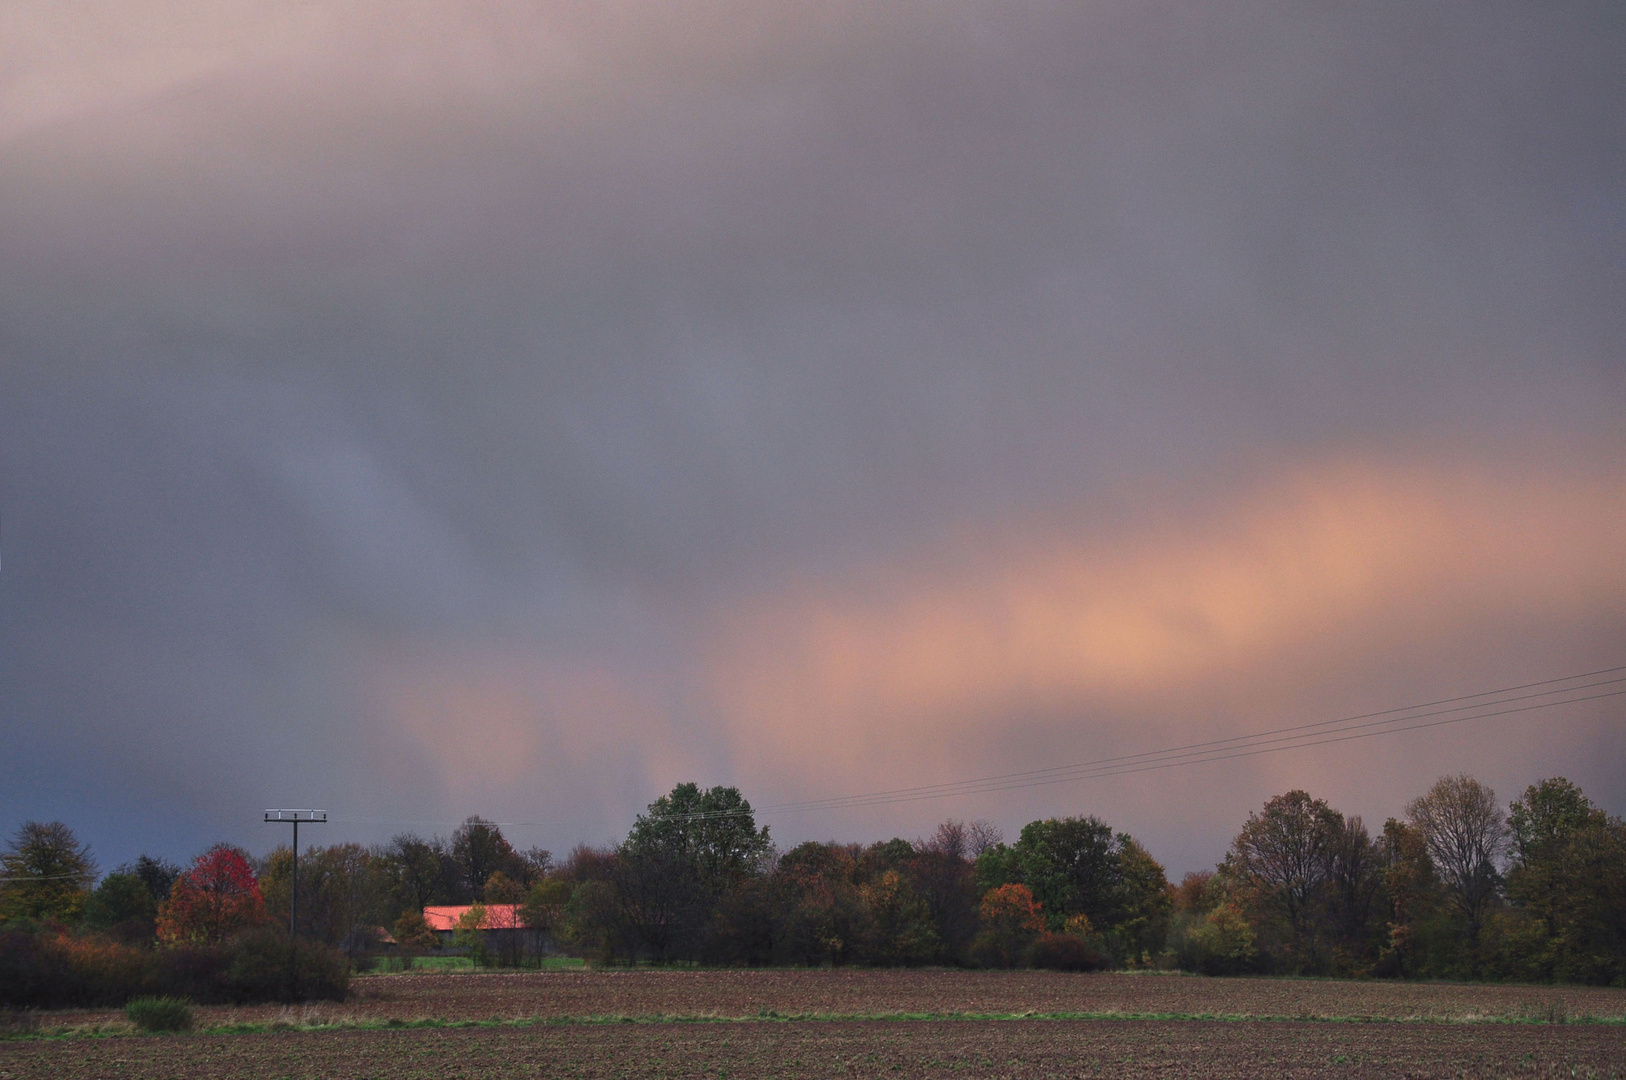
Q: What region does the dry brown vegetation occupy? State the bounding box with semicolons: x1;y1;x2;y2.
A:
3;1018;1625;1079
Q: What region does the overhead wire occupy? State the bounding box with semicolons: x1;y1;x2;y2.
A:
319;663;1623;831
753;672;1626;814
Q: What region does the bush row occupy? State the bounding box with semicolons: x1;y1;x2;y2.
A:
0;925;348;1009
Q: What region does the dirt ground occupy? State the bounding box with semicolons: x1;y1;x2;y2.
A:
37;968;1626;1029
3;1018;1624;1079
8;972;1625;1079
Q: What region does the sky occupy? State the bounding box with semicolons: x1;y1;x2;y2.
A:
1;0;1623;877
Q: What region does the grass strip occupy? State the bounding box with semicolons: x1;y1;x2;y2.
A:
10;1009;1625;1041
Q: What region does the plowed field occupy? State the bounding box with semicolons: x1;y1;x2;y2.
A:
10;972;1625;1079
3;1018;1624;1079
41;968;1626;1029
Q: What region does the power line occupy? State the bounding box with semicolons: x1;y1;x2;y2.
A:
767;687;1626;813
754;666;1626;815
0;873;95;883
320;663;1623;831
756;676;1626;815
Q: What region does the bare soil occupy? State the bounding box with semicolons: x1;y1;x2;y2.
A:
3;1018;1623;1079
38;969;1626;1029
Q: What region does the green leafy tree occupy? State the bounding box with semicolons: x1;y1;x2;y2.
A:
81;872;159;943
624;784;772;886
520;877;574;959
1004;817;1117;929
0;821;97;923
126;856;181;904
1110;836;1173;962
1496;779;1625;985
979;815;1170;961
452;903;491;967
613;784;772;961
1508;778;1605;869
905;826;981;963
1325;815;1383;965
1184;901;1257;975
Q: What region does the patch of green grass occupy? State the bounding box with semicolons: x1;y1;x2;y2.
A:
362;955;588;975
125;996;194;1033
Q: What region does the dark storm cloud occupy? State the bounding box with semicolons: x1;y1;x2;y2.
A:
1;1;1622;869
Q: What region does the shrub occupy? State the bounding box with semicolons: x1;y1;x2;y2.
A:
0;929;155;1009
0;926;347;1008
220;926;349;1003
1029;932;1110;971
152;943;231;1004
60;933;154;1004
126;995;194;1032
0;1008;40;1037
1173;901;1259;976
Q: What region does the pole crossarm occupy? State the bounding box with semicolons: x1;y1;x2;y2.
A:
264;810;327;823
265;807;327;996
263;810;327;943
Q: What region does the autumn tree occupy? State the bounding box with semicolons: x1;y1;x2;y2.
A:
0;821;97;923
156;845;269;944
451;817;522;901
378;833;446;919
391;909;439;969
860;869;939;965
1406;775;1508;941
771;842;871;966
1226;790;1342;962
906;823;982;962
1376;817;1436;977
259;843;386;956
971;882;1044;967
1325;815;1383;958
980;815;1170;960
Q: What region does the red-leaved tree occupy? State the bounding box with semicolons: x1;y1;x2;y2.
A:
971;882;1046;968
979;882;1045;935
156;844;269;944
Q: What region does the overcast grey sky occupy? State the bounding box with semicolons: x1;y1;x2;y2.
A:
2;0;1623;874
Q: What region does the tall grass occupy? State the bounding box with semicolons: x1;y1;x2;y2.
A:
126;996;194;1032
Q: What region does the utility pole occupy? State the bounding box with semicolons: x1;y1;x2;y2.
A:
264;810;326;995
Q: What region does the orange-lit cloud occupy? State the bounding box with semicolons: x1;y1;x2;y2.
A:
359;649;713;827
706;456;1626;790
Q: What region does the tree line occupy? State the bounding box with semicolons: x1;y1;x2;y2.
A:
2;773;1622;1006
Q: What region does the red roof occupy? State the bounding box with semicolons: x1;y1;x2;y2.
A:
422;904;524;932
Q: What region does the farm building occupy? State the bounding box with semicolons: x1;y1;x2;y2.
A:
422;904;525;945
